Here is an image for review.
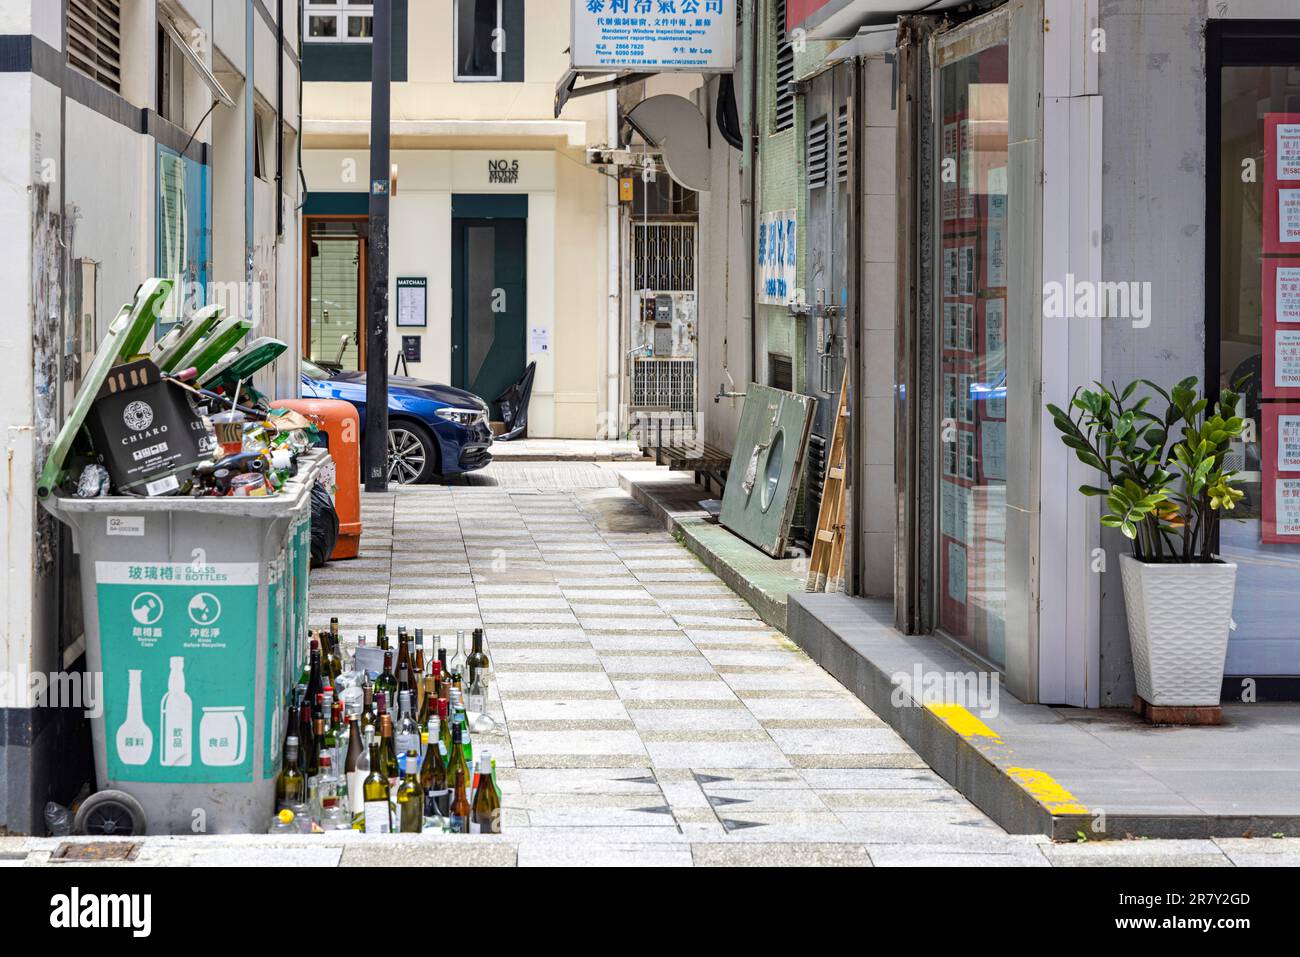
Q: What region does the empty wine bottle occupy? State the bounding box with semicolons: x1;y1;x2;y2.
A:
361;736;392;834
396;750;424;833
470;752;501;834
376;650;398;699
449;768;471;835
420;717;449;823
276;736;306;809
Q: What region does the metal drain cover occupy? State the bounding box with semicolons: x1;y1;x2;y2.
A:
52;842;140;862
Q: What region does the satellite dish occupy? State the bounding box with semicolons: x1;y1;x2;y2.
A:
625;95;711;192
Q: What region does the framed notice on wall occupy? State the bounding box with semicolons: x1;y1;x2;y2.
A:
396;277;427;328
1263;114;1300;255
1262;260;1300;398
1261;404;1300;543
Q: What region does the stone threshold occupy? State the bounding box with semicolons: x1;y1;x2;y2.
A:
787;592;1300;841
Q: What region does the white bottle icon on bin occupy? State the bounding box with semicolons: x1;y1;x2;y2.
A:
160;656;192;767
116;670;153;765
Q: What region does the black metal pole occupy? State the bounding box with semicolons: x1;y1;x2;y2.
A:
365;0;392;492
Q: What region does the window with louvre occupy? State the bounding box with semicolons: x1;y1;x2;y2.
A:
68;0;122;93
807;117;830;190
773;0;795;133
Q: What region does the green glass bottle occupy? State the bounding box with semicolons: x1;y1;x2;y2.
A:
376;650;398;699
396;750;424;833
466;628;490;686
361;738;391;833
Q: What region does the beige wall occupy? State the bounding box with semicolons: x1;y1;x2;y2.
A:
302;3;615;438
301;147;611;438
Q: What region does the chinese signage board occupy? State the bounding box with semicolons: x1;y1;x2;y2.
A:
757;209;797;305
572;0;736;73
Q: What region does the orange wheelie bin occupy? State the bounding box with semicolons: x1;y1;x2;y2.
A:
271;398;362;560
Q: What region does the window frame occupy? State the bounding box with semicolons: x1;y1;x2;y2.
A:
304;1;375;45
453;0;504;83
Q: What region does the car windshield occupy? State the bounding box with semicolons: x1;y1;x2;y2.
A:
301;358;335;380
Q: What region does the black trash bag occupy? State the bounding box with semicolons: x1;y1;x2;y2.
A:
494;361;537;441
310;482;340;568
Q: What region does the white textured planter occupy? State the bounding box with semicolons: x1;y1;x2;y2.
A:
1118;554;1237;707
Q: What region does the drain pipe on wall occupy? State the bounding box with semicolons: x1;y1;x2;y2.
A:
741;0;758;390
606;90;622;439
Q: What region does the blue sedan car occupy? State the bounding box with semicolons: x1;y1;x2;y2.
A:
300;359;493;484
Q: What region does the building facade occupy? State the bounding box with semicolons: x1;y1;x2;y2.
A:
0;0;302;832
657;0;1300;708
300;1;617;439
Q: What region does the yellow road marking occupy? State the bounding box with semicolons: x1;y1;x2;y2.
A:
925;703;1001;741
1007;767;1090;815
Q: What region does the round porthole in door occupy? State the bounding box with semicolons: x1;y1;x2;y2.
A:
760;430;785;512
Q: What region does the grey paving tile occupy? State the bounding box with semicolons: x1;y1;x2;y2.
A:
1041;840;1233;867
644;740;792;769
691;843;873;867
517;843;692;867
340;842;518;867
865;844;1050;867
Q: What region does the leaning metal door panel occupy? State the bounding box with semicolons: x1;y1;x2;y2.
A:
720;386;817;557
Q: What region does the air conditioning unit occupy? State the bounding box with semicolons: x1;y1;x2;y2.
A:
586;147;633;167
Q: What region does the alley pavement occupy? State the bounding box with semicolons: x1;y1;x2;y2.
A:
7;462;1299;866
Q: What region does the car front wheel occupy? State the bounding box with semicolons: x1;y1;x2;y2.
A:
387;421;438;484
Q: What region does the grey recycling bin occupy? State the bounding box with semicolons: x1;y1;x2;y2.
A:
42;450;327;835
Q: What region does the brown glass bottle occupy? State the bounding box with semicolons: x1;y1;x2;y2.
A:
379;713;399;786
449;768;471;834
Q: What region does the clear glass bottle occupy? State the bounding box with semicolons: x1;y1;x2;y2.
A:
450;629;467;677
395;691;421;766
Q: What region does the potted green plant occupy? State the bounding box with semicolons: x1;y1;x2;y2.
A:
1048;377;1245;708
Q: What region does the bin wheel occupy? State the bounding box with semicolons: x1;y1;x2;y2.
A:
73;790;147;836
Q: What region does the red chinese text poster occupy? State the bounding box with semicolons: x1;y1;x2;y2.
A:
1261;403;1300;543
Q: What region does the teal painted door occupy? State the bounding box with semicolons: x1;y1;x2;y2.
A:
452;217;527;407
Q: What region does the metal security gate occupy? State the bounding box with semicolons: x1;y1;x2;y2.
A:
802;61;858;546
628;221;699;436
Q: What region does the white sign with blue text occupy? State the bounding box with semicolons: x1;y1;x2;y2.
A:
757;209;797;305
572;0;736;72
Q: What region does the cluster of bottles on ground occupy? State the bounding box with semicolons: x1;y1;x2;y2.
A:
273;619;501;835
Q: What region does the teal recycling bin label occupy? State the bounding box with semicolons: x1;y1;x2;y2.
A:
263;556;287;778
97;561;259;784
